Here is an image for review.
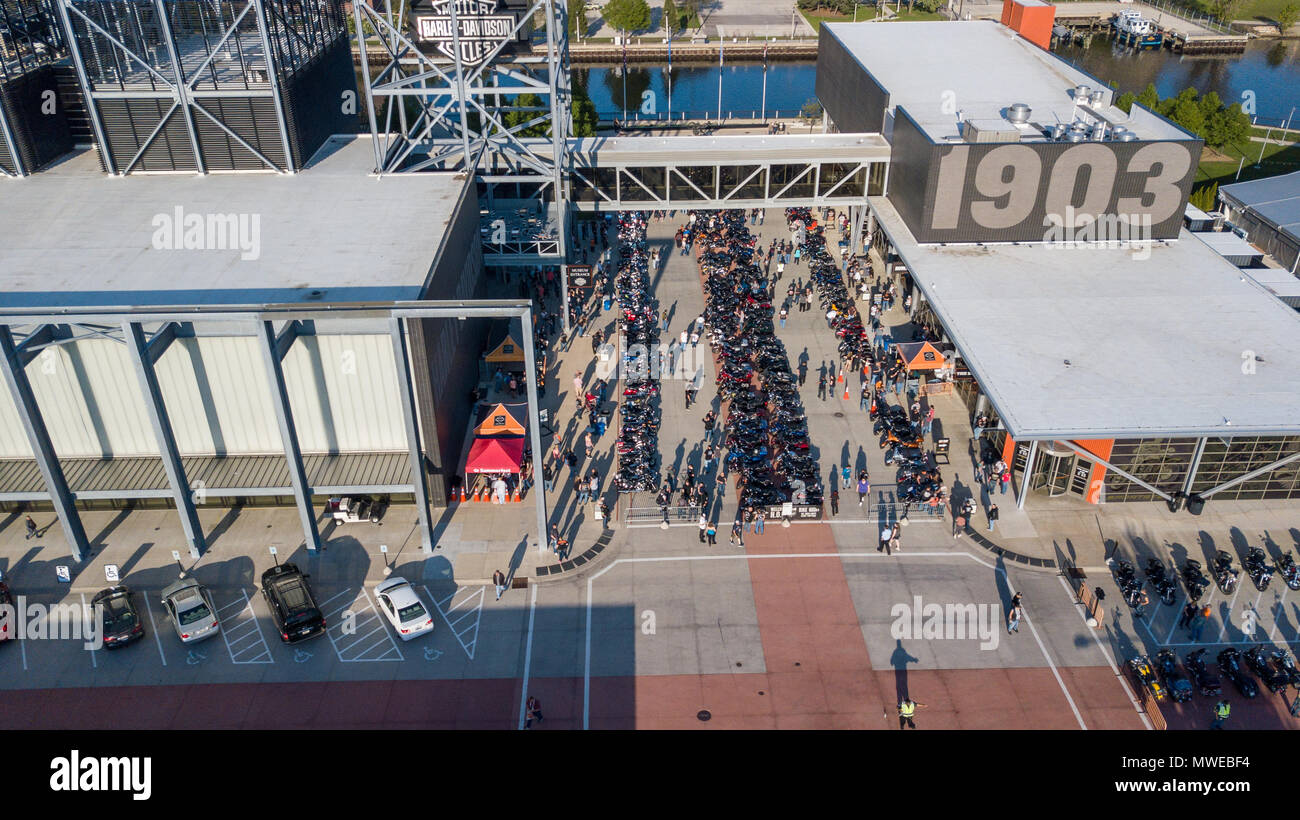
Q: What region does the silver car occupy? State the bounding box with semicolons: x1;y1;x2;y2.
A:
160;578;221;643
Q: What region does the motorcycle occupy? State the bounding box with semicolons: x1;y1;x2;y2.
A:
1181;559;1209;603
1155;649;1194;703
1212;550;1239;595
1184;648;1221;697
1244;547;1273;591
1245;645;1290;693
1114;560;1147;611
1128;656;1166;702
1185;652;1222;696
1271;648;1300;688
1143;558;1178;606
1216;648;1259;698
884;445;928;468
1278;552;1300;591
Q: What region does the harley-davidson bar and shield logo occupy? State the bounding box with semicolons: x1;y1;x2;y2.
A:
414;0;516;65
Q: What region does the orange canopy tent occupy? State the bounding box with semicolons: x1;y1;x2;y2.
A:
895;341;947;370
474;402;527;437
465;436;524;474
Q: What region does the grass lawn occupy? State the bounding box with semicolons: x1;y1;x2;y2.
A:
1054;0;1293;22
1196;134;1300;186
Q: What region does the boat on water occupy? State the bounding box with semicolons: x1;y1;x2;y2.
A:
1112;10;1164;47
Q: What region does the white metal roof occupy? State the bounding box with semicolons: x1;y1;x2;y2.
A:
1194;229;1265;261
824;20;1188;142
0;136;471;308
869;195;1300;439
1220;169;1300;243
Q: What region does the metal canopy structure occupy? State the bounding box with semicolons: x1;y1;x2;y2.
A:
56;0;349;173
0;301;548;565
355;0;571;265
1;0;68;176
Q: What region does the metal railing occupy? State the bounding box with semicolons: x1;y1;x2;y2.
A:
1136;0;1240;36
625;503;703;524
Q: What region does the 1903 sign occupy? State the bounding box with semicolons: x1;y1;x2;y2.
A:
413;0;516;66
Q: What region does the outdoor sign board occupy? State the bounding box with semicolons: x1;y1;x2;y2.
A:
413;0;517;65
765;503;822;521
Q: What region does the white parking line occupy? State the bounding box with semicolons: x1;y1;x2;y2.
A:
427;585;484;660
519;582;539;731
1215;581;1244;642
216;589;273;664
80;593;95;669
1268;586;1293;641
322;587;403;662
144;599;167;666
1054;574;1153;731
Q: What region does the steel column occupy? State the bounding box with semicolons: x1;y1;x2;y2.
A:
123;322;206;557
1181;436;1208;498
0;106;25;176
0;326;89;561
1016;439;1037;510
1199;449;1300;499
389;317;434;554
53;0;116;173
255;320;320;550
518;307;549;551
250;0;296;172
153;0;206;174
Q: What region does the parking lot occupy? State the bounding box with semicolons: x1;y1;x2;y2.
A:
1;577;528;691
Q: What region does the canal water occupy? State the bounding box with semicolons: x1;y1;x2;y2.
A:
577;38;1300;125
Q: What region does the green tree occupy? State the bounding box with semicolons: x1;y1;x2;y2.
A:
1170;95;1206;138
1208;0;1243;22
603;0;652;34
663;0;679;33
1135;83;1160;113
571;84;599;136
568;0;587;38
800;98;824;127
1115;91;1136;114
1277;2;1300;32
505;93;550;137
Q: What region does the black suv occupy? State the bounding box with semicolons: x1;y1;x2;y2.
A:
261;563;326;643
91;585;145;649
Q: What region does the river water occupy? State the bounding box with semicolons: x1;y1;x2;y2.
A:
576;37;1300;125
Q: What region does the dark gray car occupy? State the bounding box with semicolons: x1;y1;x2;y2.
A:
160;578;220;644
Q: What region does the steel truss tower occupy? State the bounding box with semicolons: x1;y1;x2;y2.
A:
354;0;570;264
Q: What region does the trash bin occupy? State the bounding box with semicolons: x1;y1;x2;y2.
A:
1186;494;1205;515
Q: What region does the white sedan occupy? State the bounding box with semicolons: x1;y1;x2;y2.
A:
374;577;435;641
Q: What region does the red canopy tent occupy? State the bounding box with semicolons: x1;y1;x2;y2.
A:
465;436;524;474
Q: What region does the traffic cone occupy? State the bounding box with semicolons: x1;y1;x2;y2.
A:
842;382;850;401
459;485;466;503
837;369;844;383
512;487;521;503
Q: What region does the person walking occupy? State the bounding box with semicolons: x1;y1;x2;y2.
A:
841;464;852;490
703;445;715;473
889;522;901;554
493;569;507;601
715;469;727;499
923;405;935;437
830;487;839;516
25;515;37;540
730;518;743;547
576;475;589;505
817;371;827;400
1210;699;1231;730
661;308;670;332
703;409;717;445
987;503;999;532
999;467;1011;495
698;513;708;543
879;524;892;554
1188;604;1211;641
543;462;555;493
1007;603;1022;633
584;431;594;457
898;698;925;730
572;372;584;407
857;475;871;506
524;695;543;729
706;522;717;545
755;509;765;535
1177;601;1197;630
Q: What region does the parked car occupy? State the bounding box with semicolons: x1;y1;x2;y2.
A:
374;577;434;641
91;586;145;649
160;578;220;644
261;563;326;644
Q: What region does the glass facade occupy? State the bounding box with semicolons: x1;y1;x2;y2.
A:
1105;436;1300;502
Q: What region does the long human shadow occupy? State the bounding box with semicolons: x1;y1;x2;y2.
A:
890;639;919;703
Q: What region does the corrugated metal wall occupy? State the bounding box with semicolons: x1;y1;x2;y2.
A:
814;26;889;136
0;333;405;459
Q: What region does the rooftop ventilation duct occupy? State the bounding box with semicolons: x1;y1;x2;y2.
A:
1006;103;1032;124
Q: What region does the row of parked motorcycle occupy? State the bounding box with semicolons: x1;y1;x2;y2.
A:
1113;547;1300;611
1130;644;1300;703
784;208;875;364
612;212;663;493
697;210;824;509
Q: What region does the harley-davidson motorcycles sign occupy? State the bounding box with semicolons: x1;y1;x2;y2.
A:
414;0;516;65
